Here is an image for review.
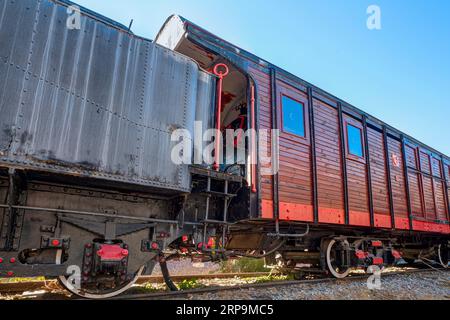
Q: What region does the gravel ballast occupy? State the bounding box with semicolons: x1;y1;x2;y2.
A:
183;271;450;300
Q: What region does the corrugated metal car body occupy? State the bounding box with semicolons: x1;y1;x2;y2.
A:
0;0;215;193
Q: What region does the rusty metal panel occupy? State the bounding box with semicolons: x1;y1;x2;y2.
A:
0;0;216;192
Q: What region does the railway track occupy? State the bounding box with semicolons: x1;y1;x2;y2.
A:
1;267;447;300
0;272;271;295
111;267;449;300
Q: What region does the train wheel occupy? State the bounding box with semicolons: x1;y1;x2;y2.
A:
58;266;145;299
325;239;351;279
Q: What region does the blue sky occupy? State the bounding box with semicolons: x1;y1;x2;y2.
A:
74;0;450;155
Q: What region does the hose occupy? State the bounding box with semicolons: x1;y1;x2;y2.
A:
158;254;179;291
230;239;287;259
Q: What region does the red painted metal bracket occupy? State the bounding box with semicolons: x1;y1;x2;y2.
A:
250;84;257;193
213;63;229;171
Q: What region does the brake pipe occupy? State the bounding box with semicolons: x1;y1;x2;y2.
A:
213;63;229;171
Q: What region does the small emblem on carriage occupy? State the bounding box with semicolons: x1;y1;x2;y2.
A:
392;154;400;167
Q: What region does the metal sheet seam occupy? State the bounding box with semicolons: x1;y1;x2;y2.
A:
0;158;187;191
13;0;43;158
136;41;149;176
180;60;191;185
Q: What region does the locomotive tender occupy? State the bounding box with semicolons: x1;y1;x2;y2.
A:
0;0;448;298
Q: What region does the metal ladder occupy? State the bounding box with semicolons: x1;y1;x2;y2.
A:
190;167;241;253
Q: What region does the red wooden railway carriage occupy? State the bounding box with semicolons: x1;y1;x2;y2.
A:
156;15;449;276
0;0;448;298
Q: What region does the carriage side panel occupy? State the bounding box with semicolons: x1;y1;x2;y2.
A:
248;66;274;218
314;100;345;225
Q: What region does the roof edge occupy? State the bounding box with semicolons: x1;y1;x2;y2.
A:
172;15;449;160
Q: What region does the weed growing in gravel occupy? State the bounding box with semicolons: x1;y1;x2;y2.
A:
178;279;206;290
247;274;289;284
219;258;270;273
131;283;165;293
0;277;46;284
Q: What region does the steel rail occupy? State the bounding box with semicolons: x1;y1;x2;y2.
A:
113;268;448;301
0;272;272;294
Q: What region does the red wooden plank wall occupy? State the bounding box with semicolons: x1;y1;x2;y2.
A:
446;164;450;216
386;137;409;229
250;66;449;234
406;145;424;217
367;128;390;227
402;143;449;233
314;100;345;224
343;116;370;227
276;81;313;222
248;66;274;218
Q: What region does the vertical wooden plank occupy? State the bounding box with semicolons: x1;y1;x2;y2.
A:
249;67;273;218
416;148;427;219
401;135;414;230
308;87;318;224
362;116;374;228
249;78;260;219
440;156;450;221
270;68;279;221
337;103;349;225
383;127;396;229
429;156;439;220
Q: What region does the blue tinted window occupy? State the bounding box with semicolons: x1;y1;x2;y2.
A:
282;96;305;137
347;124;363;157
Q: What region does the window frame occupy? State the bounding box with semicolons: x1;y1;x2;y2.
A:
280;94;306;139
343;117;365;163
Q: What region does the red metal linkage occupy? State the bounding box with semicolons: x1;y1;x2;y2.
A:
251;84;257;193
371;257;384;265
371;240;383;247
96;244;129;261
355;250;369;260
213;63;229;171
391;250;402;259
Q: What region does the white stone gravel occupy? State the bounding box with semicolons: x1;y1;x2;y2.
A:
152;259;220;276
183;271;450;300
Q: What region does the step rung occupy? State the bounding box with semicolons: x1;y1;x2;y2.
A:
190;166;243;183
201;219;230;225
199;191;236;198
201;248;226;253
